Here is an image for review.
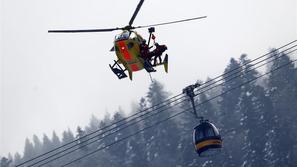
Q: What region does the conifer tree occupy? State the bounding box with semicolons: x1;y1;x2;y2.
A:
23;138;35;162
32;135;43;156
143;80;179;167
51;131;61;148
107;111;130;166
58;129;77;167
239;54;271;167
42;134;52;153
85;115;100;133
126;98;149;167
76;126;88;151
92;114;114;167
13;153;22;166
0;157;11;167
267;51;297;167
218;58;244;167
61;129;75;144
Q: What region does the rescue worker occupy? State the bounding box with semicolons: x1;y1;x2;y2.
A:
150;43;167;65
140;40;150;60
139;40;156;72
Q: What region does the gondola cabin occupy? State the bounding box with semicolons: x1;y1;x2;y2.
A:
193;120;222;156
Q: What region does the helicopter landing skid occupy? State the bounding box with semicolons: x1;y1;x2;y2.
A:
109;60;128;79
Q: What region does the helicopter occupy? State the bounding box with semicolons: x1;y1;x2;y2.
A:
48;0;207;80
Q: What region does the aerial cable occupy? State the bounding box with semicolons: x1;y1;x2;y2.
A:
30;45;297;167
194;42;297;93
220;47;297;137
183;46;297;120
284;48;297;56
30;96;189;167
16;40;297;167
21;95;187;167
32;46;297;167
194;40;296;90
63;56;297;167
17;40;296;166
16;93;185;166
60;56;297;167
193;45;297;96
19;40;296;167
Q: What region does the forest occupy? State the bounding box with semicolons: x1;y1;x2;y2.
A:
1;50;297;167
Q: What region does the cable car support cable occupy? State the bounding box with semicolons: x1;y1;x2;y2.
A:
16;40;297;167
31;45;297;167
60;56;297;167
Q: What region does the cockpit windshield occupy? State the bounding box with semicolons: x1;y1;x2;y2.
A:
115;31;130;41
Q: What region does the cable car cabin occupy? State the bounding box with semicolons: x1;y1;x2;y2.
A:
193;120;222;157
113;31;145;78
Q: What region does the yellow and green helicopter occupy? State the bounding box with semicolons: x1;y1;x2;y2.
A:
48;0;206;80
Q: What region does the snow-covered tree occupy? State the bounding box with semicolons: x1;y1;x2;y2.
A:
218;58;245;167
239;54;271;167
62;129;75;144
143;80;180;167
0;157;11;167
22;138;35;163
266;50;297;167
32;135;43;156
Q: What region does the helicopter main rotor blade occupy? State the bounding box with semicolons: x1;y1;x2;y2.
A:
134;16;207;29
128;0;145;26
48;28;121;33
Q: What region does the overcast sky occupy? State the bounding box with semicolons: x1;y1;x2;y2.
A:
1;0;296;156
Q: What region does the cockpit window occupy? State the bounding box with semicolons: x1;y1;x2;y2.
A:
115;32;130;41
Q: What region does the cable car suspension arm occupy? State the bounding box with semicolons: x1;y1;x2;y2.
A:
182;82;202;119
